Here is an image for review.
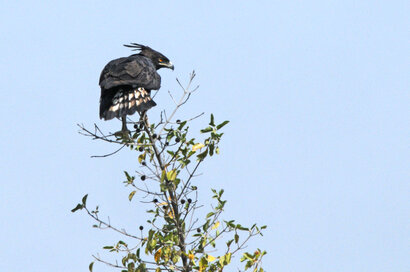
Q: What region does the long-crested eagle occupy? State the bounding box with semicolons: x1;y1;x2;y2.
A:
99;43;174;131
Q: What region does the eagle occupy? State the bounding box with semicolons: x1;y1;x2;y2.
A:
99;43;174;132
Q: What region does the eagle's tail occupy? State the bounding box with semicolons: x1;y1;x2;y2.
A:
100;87;156;121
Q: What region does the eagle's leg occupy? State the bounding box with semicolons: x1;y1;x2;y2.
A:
121;115;129;134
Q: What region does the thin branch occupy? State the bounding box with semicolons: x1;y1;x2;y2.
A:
178;161;202;201
92;255;127;269
91;145;126;158
92;255;160;270
84;206;142;241
158;71;198;137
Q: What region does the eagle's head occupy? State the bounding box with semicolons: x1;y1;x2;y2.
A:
124;43;174;70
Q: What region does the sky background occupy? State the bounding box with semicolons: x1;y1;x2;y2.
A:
0;0;408;271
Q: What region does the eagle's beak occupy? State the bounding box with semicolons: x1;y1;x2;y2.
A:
161;62;174;70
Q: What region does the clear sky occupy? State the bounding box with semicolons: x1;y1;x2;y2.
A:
0;1;408;271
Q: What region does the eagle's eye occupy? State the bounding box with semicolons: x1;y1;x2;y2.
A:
158;58;163;62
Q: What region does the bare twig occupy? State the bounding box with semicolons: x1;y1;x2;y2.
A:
84;206;142;241
158;71;198;137
91;145;126;158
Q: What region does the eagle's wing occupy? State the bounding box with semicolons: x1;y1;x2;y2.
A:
99;55;160;121
99;55;161;91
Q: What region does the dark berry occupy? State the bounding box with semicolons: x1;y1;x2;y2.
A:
133;124;138;129
141;161;146;166
153;199;158;203
196;228;201;233
181;199;186;204
175;137;180;143
165;141;169;146
152;134;157;139
157;135;161;140
139;123;144;129
141;175;146;181
176;119;181;124
187;198;192;204
138;146;144;152
135;128;141;133
139;226;144;230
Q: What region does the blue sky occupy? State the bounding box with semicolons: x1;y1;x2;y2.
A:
0;1;408;271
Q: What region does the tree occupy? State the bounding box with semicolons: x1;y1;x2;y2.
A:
73;72;267;272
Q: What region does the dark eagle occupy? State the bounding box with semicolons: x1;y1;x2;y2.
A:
99;43;174;131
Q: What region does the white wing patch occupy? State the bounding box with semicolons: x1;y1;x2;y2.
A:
106;87;155;119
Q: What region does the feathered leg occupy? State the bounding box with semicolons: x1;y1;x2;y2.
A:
121;115;129;134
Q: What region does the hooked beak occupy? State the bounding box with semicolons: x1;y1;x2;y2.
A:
161;61;174;70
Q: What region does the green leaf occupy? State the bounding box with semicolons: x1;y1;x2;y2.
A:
209;143;214;156
172;254;180;264
128;191;136;201
235;233;239;243
219;252;232;266
226;252;232;263
89;262;94;272
199;256;208;270
148;229;155;240
210;114;215;126
206;212;215;218
71;204;83;213
219;189;224;197
225;220;236;228
192;143;205;151
200;127;213;133
178;120;187;130
124;171;131;180
127;262;135;271
149;238;157;249
197;148;208;161
219;255;226;266
243;252;253;260
166;169;177;181
138;152;146;164
82;194;88;205
203;219;211;231
216;120;229;130
137;263;146;272
160;170;166;182
160;183;167;192
236;224;249;231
